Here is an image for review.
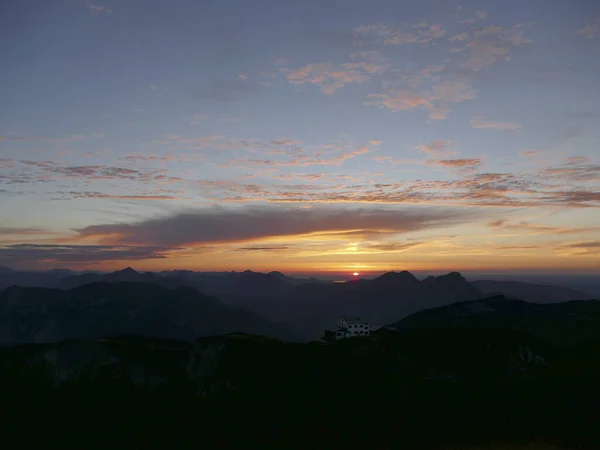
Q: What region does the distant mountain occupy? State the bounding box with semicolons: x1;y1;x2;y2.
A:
0;282;295;345
247;271;482;340
56;267;194;290
472;279;591;303
0;269;71;291
0;266;12;274
391;294;600;345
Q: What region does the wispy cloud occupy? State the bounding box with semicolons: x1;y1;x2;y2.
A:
52;191;180;201
0;244;173;267
520;150;540;157
471;117;521;130
577;17;600;39
489;219;600;236
431;158;483;168
87;3;112;14
366;80;476;119
150;84;170;92
219;140;374;169
555;241;600;256
461;24;531;72
355;22;447;46
280;60;385;94
416;140;454;155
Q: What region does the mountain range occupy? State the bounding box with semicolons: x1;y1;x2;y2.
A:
0;282;295;345
0;267;596;342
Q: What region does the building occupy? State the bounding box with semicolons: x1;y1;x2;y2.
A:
323;316;370;341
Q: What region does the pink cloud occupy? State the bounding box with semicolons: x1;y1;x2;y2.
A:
87;3;112;13
520;150;540;157
577;17;600;39
432;158;483;168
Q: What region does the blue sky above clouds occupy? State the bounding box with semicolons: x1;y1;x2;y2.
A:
1;0;599;274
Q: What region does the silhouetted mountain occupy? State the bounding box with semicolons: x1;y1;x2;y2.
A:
240;271;483;339
392;294;600;345
0;282;295;345
0;266;12;274
373;270;420;286
0;269;71;291
56;267;194;290
267;271;286;278
472;279;591;303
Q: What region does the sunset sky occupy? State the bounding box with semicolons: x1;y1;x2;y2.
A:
1;0;599;275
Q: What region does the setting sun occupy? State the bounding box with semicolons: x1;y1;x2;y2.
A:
353;272;359;276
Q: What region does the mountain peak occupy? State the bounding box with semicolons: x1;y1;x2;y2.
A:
375;271;419;284
114;267;138;275
268;271;286;278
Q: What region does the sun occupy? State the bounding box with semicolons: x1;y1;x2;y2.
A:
352;272;359;276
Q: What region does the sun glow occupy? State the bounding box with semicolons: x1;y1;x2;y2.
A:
353;272;359;276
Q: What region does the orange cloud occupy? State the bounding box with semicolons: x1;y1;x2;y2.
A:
367;80;476;119
416;140;453;154
489;219;600;236
280;59;384;94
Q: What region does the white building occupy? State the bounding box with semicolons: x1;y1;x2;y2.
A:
333;316;370;339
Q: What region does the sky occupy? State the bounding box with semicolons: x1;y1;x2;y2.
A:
0;0;599;276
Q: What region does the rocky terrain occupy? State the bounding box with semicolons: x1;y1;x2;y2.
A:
2;295;600;449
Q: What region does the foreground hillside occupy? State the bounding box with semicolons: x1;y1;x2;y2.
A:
2;296;600;449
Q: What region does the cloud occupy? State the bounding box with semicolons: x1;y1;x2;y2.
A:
565;156;590;165
1;134;90;144
416;140;453;154
150;84;170;92
0;227;54;236
2;161;174;185
0;244;172;266
280;60;385;94
355;23;446;46
185;114;207;125
471;117;521;130
489;219;600;235
461;24;531;72
52;191;180;201
234;246;289;252
577;17;600;39
555;241;600;256
87;3;112;13
538;162;600;182
450;33;469;41
495;245;541;250
221;141;373;168
182;164;599;208
520;150;540;157
432;158;483;168
74;206;478;247
360;241;423;253
367;80;476;119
